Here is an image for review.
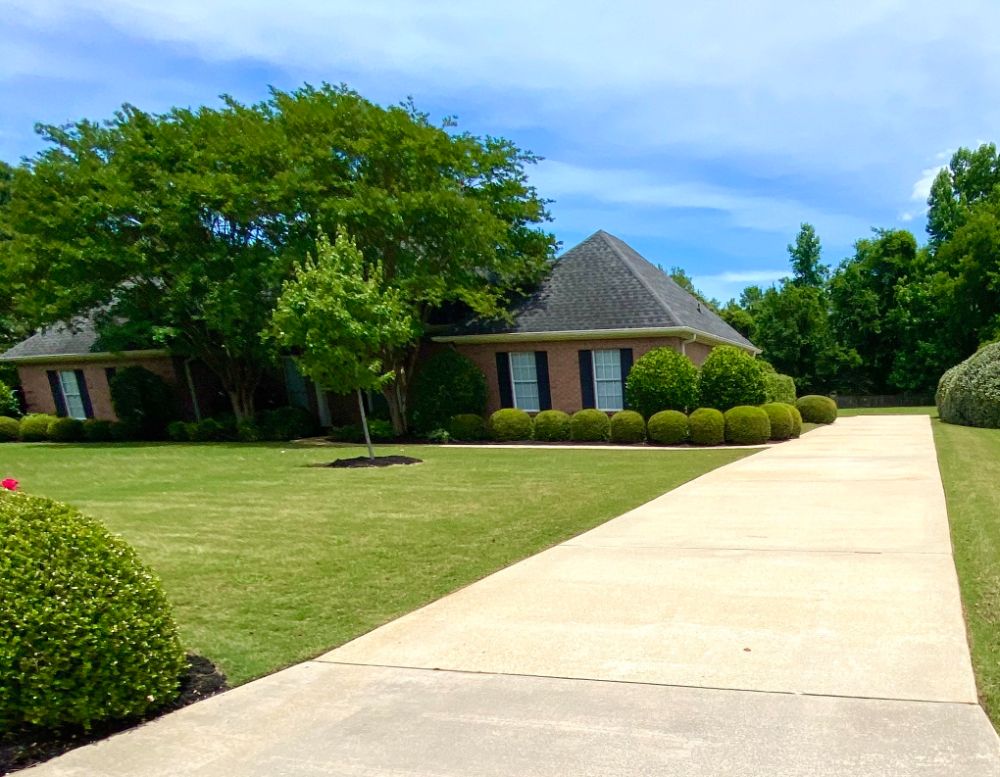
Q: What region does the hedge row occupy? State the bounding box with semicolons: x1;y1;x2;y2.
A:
937;342;1000;428
444;401;817;446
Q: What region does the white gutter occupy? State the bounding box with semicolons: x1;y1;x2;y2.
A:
0;349;171;365
432;326;760;354
681;332;698;357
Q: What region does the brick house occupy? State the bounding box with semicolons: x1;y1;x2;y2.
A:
432;230;758;415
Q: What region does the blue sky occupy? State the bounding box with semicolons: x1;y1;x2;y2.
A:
4;1;999;302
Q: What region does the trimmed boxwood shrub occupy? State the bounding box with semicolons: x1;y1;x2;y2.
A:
610;410;646;443
448;413;486;441
796;395;838;424
570;409;611;442
647;410;689;445
489;408;533;441
688;407;725;446
698;346;767;411
533;410;571;442
724;405;771;445
937;342;1000;428
410;350;488;434
109;366;176;439
0;416;19;442
0;380;19;418
0;490;186;730
189;418;226;442
259;406;317;441
82;419;114;442
761;402;793;440
19;413;56;442
624;347;700;416
763;373;796;405
788;405;803;438
166;420;189;442
48;417;85;442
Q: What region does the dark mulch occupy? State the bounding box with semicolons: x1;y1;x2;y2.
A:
322;455;422;468
1;654;227;775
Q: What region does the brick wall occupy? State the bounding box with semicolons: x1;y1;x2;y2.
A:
452;335;714;415
16;355;180;420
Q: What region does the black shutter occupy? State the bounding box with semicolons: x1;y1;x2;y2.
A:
47;371;67;417
105;367;117;386
620;348;634;408
495;352;513;408
75;370;94;418
534;351;551;410
578;350;595;408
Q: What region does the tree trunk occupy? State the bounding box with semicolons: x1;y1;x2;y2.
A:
357;389;376;460
383;380;407;436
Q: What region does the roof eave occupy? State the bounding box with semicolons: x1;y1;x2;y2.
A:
433;327;760;353
0;349;171;365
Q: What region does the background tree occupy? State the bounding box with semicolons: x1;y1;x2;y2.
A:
269;233;415;459
787;223;828;287
669;266;720;311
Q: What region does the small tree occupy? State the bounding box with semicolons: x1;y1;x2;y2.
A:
268;234;415;460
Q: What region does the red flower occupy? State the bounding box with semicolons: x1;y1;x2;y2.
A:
1;478;17;491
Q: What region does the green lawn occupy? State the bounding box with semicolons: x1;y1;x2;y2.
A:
933;420;1000;724
838;406;937;416
2;442;749;685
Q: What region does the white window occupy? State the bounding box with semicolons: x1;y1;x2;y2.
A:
58;370;88;420
509;352;540;412
593;349;623;411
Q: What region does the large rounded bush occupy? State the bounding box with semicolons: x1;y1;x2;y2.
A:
570;409;611;442
533;409;571;442
0;491;186;730
724;406;771;445
796;395;838;424
763;373;797;405
624;347;699;416
19;413;56;442
0;380;19;417
489;408;533;441
937;343;1000;428
647;410;689;445
698;346;767;411
610;410;646;443
448;413;487;441
109;366;177;439
0;416;19;442
410;350;488;434
688;408;725;445
788;405;803;438
82;419;115;442
48;417;85;443
761;403;793;440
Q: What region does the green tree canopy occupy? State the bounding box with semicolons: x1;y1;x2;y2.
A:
787;223;828;287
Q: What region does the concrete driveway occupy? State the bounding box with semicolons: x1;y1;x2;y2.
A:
27;416;1000;776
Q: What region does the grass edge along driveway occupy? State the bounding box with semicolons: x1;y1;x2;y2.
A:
2;442;751;685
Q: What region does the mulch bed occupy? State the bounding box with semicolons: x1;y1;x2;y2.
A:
1;654;227;775
321;455;423;468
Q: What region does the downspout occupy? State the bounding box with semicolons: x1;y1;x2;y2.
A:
183;357;202;422
681;332;698;357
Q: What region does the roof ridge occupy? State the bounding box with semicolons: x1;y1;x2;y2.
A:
595;231;682;326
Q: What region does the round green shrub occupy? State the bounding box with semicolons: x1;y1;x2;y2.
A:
624;347;699;416
237;419;261;442
109;420;141;441
761;403;793;440
366;419;395;441
796;395;838;424
19;413;56;442
724;406;772;445
410;350;488;434
449;413;487;441
489;408;533;441
48;417;85;442
570;409;611;442
698;346;767;411
109;366;177;439
688;407;725;446
788;405;803;438
937;342;1000;428
0;380;19;417
189;417;226;442
82;419;115;442
167;420;190;442
0;491;186;730
259;406;318;441
0;416;19;442
609;410;646;443
646;410;689;445
533;410;571;442
763;373;797;405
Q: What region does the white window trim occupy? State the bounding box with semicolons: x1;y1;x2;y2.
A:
58;370;88;420
592;349;624;412
508;352;541;412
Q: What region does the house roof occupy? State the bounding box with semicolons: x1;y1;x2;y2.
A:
0;315;166;364
436;230;758;351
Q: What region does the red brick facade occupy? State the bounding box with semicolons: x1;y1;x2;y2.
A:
452;335;714;415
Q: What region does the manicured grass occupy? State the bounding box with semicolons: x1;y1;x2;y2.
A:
1;442;750;685
933;420;1000;725
838;406;937;416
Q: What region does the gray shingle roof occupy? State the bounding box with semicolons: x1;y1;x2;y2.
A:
441;230;757;350
0;314;162;362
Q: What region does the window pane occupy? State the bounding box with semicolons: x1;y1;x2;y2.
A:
59;370;87;420
509;353;539;411
593;349;622;411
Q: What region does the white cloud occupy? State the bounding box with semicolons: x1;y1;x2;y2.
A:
698;270;787;284
911;165;947;202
